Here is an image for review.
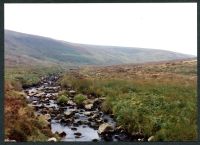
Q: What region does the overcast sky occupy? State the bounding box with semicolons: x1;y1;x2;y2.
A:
5;3;197;55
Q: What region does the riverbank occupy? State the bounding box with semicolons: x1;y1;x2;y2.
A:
25;74;142;141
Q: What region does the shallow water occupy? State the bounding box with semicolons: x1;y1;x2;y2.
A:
25;75;119;141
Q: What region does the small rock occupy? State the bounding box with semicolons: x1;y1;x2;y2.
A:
71;127;77;131
98;123;113;134
48;137;57;142
64;110;74;117
85;104;93;110
83;111;92;116
138;138;144;141
67;100;76;106
59;131;67;137
69;90;76;96
148;136;155;142
92;139;99;142
32;101;37;105
74;132;82;136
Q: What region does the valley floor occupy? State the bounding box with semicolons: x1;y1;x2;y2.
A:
4;59;197;141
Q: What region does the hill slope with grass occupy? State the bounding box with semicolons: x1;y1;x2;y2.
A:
5;30;195;67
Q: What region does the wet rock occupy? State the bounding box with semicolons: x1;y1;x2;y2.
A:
74;114;80;119
46;93;52;98
73;122;79;127
76;120;83;125
102;133;113;141
67;100;76;106
74;132;82;136
64;110;75;118
48;137;57;142
59;131;67;137
60;118;73;125
32;101;38;105
98;123;114;134
71;127;77;131
95;118;104;124
90;123;99;129
69;90;76;96
85;104;93;110
148;136;155;142
92;139;99;142
83;111;92;116
75;135;81;138
138;138;144;141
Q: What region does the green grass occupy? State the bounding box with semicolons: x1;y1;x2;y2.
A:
74;94;87;105
60;73;197;141
57;95;69;104
5;66;64;87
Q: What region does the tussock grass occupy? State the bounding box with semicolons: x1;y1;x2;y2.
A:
74;94;87;105
60;70;197;141
57;95;69;104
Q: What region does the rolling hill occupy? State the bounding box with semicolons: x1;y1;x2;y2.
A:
5;30;195;67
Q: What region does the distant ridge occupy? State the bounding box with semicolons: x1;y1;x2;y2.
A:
5;30;195;67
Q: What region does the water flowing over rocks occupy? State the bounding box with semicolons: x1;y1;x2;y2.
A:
25;74;146;141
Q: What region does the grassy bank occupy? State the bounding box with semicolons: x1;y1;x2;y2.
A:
4;66;63;141
59;60;197;141
5;66;63;87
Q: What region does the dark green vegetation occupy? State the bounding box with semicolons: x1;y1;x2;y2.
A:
5;30;195;67
57;95;69;104
74;94;87;105
5;67;62;141
59;59;197;141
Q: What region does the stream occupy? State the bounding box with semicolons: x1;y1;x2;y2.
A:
24;74;145;142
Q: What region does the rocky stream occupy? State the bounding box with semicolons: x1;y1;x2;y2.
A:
25;74;146;142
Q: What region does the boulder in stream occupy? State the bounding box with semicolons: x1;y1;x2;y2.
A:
74;132;82;136
84;111;92;116
85;104;93;110
59;131;67;137
64;110;75;118
98;123;114;134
